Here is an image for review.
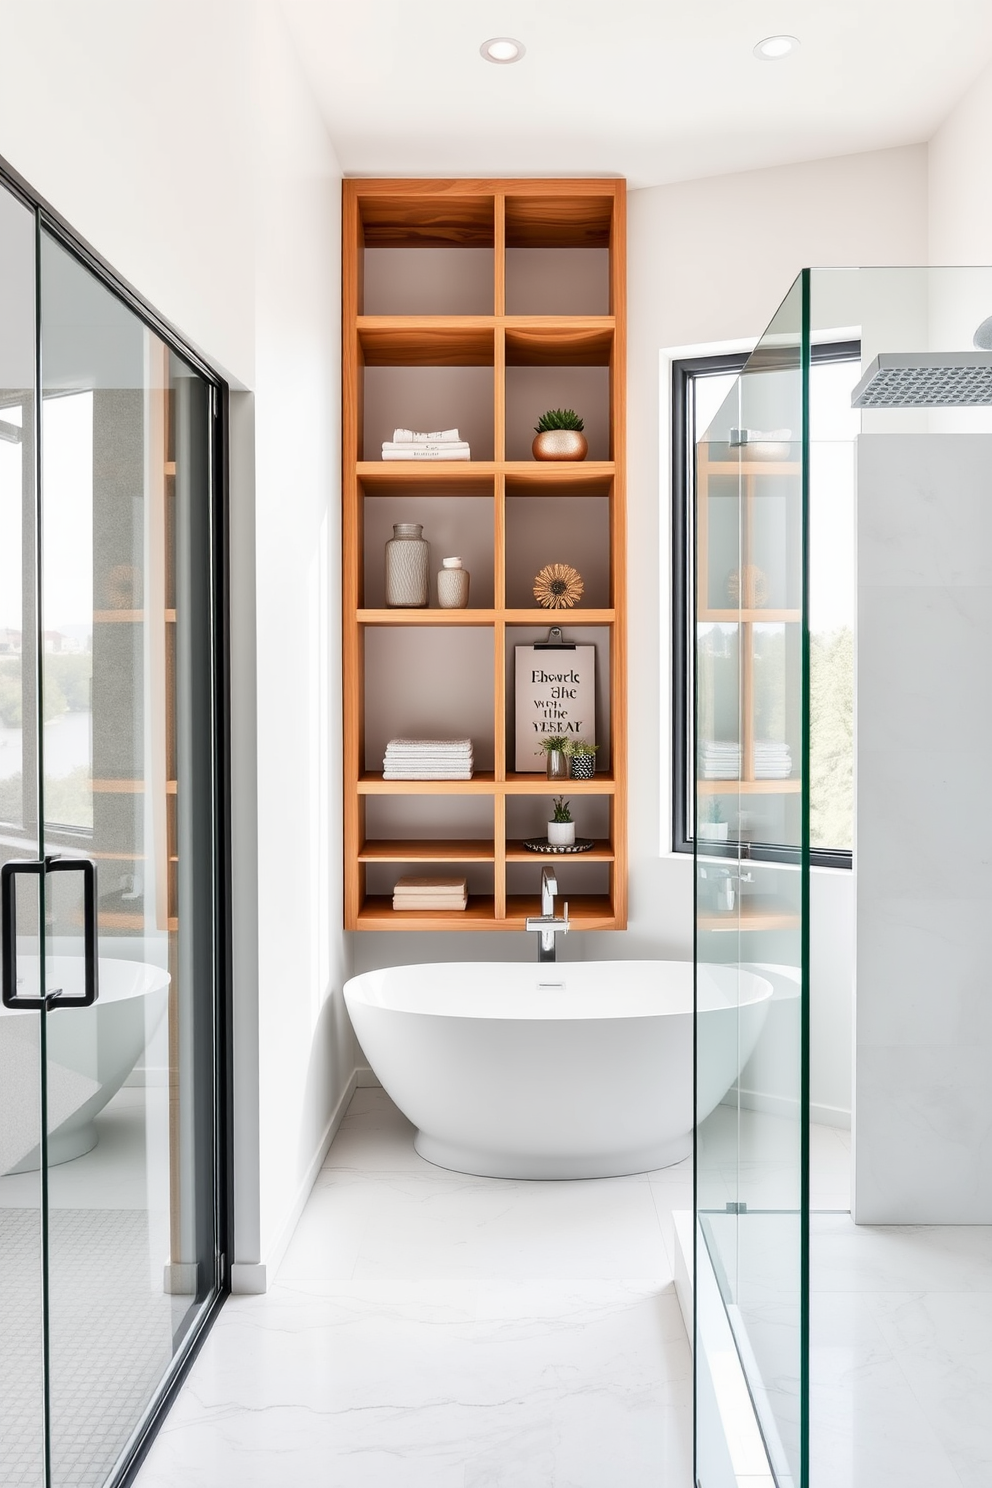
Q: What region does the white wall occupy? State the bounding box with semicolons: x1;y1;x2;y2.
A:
0;0;352;1289
929;57;992;266
855;434;992;1222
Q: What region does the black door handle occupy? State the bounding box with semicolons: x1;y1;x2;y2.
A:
1;856;98;1009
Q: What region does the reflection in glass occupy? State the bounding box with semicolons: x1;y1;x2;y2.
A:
695;275;807;1488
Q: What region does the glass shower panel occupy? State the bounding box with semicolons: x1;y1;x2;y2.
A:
38;231;220;1488
695;274;808;1488
0;177;45;1488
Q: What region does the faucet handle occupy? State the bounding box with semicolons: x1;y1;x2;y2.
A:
562;901;569;934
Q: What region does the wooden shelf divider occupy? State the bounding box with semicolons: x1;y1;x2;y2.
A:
343;178;626;932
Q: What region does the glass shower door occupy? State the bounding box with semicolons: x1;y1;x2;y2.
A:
38;229;222;1488
1;179;224;1488
694;274;809;1487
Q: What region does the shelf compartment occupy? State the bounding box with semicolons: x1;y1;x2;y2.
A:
504;773;614;794
505;319;613;367
505;894;616;928
505;365;610;461
359;771;496;795
505;839;613;862
503;609;615;623
359;839;494;862
358;318;494;367
364;365;494;461
363;248;494;316
357;895;498;929
362;493;494;608
359;610;496;625
358;194;495;248
504;463;614;496
505;492;611;609
363;625;495;773
504;195;614;249
505;250;610;317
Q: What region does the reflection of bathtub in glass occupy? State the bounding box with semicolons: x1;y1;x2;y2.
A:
0;957;169;1174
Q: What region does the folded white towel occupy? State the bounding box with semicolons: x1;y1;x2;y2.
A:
386;739;474;754
383;770;474;780
393;429;462;444
394;874;468;892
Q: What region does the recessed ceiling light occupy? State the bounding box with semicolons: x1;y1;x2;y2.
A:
480;36;525;64
753;34;800;61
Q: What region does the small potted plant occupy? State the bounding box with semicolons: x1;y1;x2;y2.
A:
569;738;598;780
537;735;572;780
547;796;575;847
698;796;730;842
532;408;588;462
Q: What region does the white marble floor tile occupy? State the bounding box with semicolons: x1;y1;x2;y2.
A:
811;1214;992;1293
132;1089;690;1488
867;1290;992;1488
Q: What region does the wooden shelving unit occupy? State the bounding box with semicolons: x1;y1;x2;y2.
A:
343;179;626;932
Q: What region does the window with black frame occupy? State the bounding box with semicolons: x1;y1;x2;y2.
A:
672;342;859;867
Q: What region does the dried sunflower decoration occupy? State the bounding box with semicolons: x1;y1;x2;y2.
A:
533;563;584;609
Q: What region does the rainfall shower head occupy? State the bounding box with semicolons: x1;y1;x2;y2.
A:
851;352;992;409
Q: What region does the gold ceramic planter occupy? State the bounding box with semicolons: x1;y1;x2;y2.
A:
532;429;588;462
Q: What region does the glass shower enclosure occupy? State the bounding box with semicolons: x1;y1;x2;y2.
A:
694;264;992;1488
0;171;227;1487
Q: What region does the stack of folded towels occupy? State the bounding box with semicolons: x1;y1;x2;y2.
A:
393;875;468;912
754;741;792;779
381;428;471;461
382;738;474;780
699;741;741;780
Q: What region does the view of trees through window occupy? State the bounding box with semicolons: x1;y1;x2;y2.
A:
682;349;858;862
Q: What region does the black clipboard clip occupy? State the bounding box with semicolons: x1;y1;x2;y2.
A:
534;625;576;651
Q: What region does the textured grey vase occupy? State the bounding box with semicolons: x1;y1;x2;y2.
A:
437;556;470;608
385;523;429;607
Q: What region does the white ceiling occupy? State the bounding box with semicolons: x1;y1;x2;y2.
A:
280;0;992;187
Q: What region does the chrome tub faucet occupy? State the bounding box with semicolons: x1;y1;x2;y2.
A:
525;867;570;962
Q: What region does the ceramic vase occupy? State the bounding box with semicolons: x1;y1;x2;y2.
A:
437;556;470;608
532;430;588;462
385;523;429;607
570;753;595;780
547;820;575;847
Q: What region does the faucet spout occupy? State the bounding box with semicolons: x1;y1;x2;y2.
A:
525;867;569;962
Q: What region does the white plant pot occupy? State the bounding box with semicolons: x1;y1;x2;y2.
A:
547;821;575;847
699;822;729;841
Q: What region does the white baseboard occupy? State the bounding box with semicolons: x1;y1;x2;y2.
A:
735;1086;851;1130
354;1064;381;1087
231;1066;360;1295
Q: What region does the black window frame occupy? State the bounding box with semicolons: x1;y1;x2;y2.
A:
672;340;860;870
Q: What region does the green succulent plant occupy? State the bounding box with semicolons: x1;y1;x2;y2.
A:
570;738;598;756
534;408;585;434
550;796;573;823
537;735;572;755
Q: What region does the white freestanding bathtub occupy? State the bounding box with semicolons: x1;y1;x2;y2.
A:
0;957;170;1175
344;960;772;1179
